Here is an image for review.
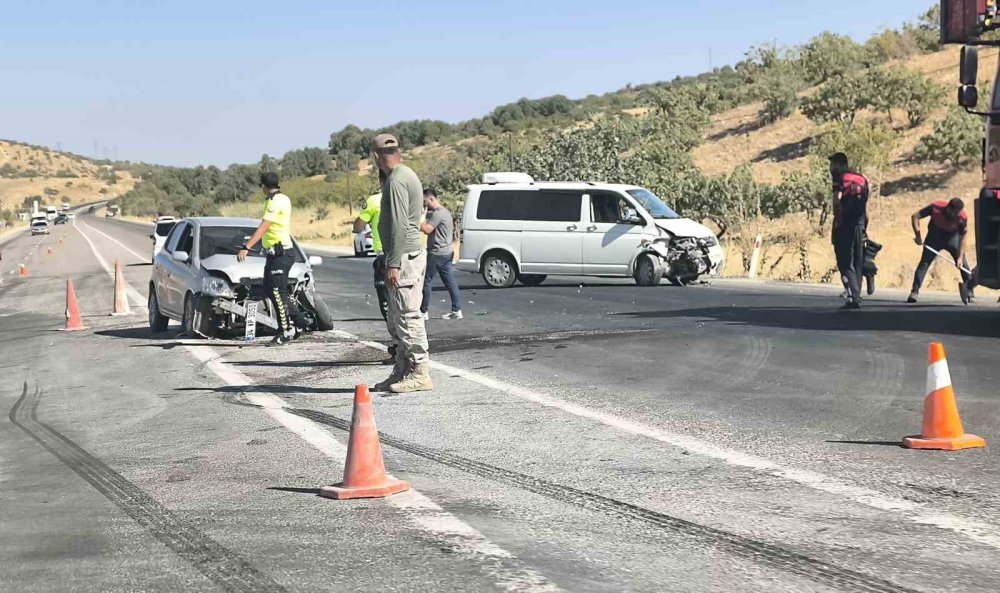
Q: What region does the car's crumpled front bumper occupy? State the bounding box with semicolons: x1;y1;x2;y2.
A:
188;294;280;338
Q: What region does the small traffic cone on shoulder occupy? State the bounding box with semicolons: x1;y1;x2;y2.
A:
110;260;131;316
19;264;27;277
319;384;410;500
902;342;985;451
47;247;53;255
63;279;86;332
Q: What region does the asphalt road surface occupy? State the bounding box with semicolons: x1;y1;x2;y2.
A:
2;210;999;593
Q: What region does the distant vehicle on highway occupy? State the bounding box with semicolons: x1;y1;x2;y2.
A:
150;216;177;259
353;224;374;257
66;212;76;220
148;217;333;338
105;204;119;218
30;220;50;235
88;205;96;214
45;206;58;221
61;202;70;212
53;214;69;225
457;173;724;288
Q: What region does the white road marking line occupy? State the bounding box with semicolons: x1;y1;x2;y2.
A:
74;220;146;309
333;330;1000;552
76;219;149;263
183;345;560;593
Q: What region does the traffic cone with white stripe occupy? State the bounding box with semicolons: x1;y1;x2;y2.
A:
110;260;131;316
903;343;985;451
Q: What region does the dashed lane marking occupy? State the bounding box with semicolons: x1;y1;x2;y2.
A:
76;219;149;263
74;220;146;309
334;330;1000;552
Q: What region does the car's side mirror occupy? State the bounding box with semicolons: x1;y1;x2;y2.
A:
959;85;979;109
961;46;979;86
171;251;190;263
625;215;644;225
308;255;323;266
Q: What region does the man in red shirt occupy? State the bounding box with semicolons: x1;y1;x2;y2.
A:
908;197;973;303
830;153;868;310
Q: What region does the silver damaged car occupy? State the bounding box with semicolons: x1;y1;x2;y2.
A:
148;217;333;337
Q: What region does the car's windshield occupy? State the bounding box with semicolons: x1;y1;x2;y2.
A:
31;221;46;227
199;226;263;259
198;226;304;262
626;188;680;219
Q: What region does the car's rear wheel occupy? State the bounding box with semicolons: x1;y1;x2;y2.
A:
634;254;663;287
517;274;547;287
148;288;169;332
482;252;517;288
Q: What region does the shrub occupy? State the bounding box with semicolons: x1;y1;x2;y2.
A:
914;107;984;167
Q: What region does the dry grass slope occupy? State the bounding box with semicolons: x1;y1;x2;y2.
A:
0;141;137;225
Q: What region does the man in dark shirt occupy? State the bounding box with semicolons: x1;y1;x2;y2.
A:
907;197;974;303
829;153;868;310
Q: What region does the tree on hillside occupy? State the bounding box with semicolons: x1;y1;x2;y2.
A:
914;106;984;167
800;72;872;127
260;154;278;174
328;124;371;158
868;68;943;127
905;5;941;54
800;32;868;84
811;122;899;193
280;147;331;178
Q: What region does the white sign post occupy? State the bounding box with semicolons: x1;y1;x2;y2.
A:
244;301;258;342
748;234;763;279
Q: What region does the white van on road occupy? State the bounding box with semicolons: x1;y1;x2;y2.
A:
457;173;724;288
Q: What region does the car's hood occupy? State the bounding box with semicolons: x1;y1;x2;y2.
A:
654;218;716;239
200;254;307;284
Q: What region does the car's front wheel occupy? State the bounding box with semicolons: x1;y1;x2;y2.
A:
181;294;197;337
482;252;517;288
634;253;663;287
149;288;169;332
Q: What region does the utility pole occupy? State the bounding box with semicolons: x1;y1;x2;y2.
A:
346;156;352;216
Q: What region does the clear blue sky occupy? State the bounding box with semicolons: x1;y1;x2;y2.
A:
4;0;929;167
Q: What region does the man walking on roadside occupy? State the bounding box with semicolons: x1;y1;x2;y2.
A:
829;152;868;310
371;134;432;394
238;172;309;345
420;188;462;320
907;197;976;304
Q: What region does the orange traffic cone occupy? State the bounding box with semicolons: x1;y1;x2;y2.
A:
111;260;131;316
47;247;53;255
903;343;985;450
19;264;27;277
63;279;86;332
319;385;410;500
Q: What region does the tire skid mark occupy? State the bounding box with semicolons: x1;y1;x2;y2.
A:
9;382;286;593
291;407;920;593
